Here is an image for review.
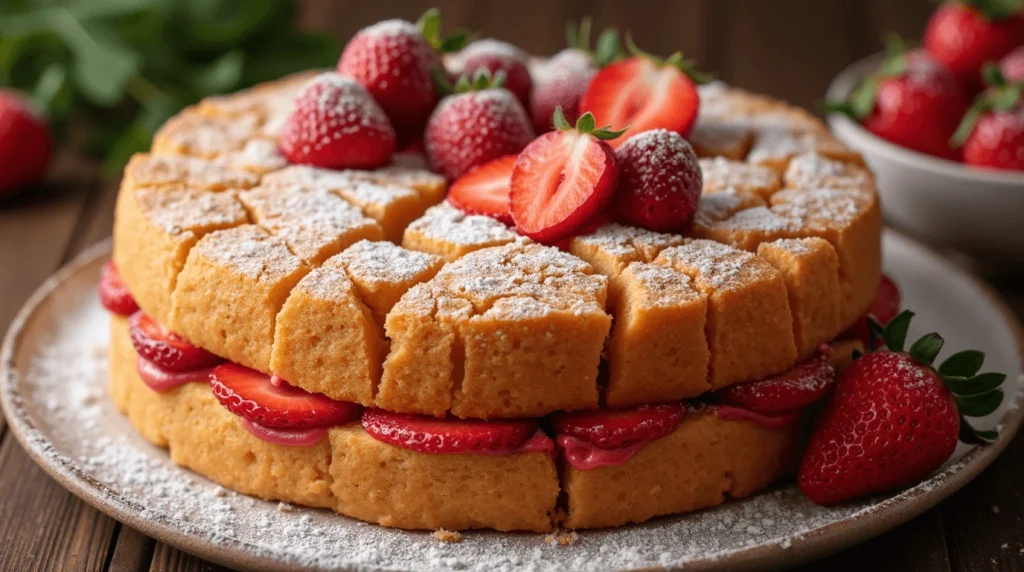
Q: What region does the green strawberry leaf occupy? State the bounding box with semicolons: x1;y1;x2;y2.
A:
552;106;572;131
945;372;1008;396
908;333;944;365
956;388;1004;417
939;350;985;378
594;28;622;68
959;415;999;444
576;111;596;133
882;310;914;352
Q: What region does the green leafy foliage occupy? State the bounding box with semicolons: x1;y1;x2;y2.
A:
0;0;339;173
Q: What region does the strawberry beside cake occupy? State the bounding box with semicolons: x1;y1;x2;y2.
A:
102;9;1008;534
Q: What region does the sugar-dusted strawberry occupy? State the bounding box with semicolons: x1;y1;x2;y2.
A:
924;1;1024;88
510;109;622;242
447;154;517;224
453;39;534;109
844;274;901;346
829;39;970;160
337;10;467;130
716;354;836;415
530;19;622;133
613;129;702;232
361;408;537;454
1000;45;1024;82
98;260;139;317
128;311;221;372
425;71;534;180
0;90;51;197
280;73;396;170
579;36;706;149
210;363;362;430
551;402;685;449
953;64;1024;171
799;311;1006;505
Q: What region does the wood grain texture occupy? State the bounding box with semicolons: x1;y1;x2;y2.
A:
108;526;156;572
149;543;231;572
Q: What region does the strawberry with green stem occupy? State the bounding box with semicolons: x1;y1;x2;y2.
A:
952;63;1024;171
798;310;1006;505
531;18;623;133
924;0;1024;88
580;33;710;148
828;36;970;160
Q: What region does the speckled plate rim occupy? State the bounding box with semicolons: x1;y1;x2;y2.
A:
2;233;1022;572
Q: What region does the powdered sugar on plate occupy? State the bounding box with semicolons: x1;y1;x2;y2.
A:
2;242;1022;572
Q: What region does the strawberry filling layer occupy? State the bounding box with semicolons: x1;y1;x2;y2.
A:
136;356;216;393
241;418;328;447
712;405;801;430
556;434;652;470
471;430;556;458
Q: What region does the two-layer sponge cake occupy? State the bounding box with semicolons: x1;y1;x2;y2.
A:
106;71;883;532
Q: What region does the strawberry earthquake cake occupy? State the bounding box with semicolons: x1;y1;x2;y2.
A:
100;10;1007;533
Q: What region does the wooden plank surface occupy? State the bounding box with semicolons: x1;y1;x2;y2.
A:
0;1;1022;571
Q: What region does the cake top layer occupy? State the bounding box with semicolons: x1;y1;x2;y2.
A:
133;187;249;237
572;223;683;259
406;202;519;246
658;239;778;292
329;240;443;285
190;225;305;281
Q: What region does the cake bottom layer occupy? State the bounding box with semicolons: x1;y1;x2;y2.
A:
109;315;799;531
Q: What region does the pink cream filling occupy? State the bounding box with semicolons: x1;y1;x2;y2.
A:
712;405;801;430
471;430;556;458
556;434;653;470
241;418;328;447
136;356;216;393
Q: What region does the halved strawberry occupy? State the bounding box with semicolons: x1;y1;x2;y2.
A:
136;357;216;393
361;408;537;454
551;402;685;450
715;356;836;415
844;274;901;346
510;109;622;243
98;260;139;316
128;311;221;372
210;363;362;430
579;38;706;149
447;154;517;224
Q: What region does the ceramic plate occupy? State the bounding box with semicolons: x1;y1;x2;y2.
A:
2;231;1023;572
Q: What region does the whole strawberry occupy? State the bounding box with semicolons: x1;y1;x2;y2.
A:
924;0;1024;88
279;73;396;170
799;311;1005;505
0;90;52;197
530;19;622;133
337;10;467;133
425;71;535;180
613;129;702;232
830;39;970;160
453;39;534;109
953;64;1024;171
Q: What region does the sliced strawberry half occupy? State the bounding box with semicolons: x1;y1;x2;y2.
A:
361;408;537;454
551;402;685;450
98;260;139;317
579;41;705;149
210;363;362;430
843;274;901;346
447;154;517;224
510;109;622;243
715;356;836;415
128;311;221;372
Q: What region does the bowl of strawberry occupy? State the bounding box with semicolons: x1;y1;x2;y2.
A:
826;1;1024;267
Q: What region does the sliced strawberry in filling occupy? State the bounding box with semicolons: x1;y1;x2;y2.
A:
447;154;517;224
580;56;700;149
712;405;802;430
210;363;362;430
98;260;139;316
361;409;537;454
128;311;222;372
551;402;685;450
240;418;328;447
510;123;619;243
715;356;836;415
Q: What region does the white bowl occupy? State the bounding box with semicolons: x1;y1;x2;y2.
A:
826;53;1024;266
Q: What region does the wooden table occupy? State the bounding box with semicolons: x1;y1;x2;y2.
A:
1;1;1022;570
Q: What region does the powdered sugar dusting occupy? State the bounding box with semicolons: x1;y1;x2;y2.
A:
659;240;774;291
5;257;1021;572
134;188;248;237
407;203;519;247
191;225;305;280
126;154;260;191
329;240;442;285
